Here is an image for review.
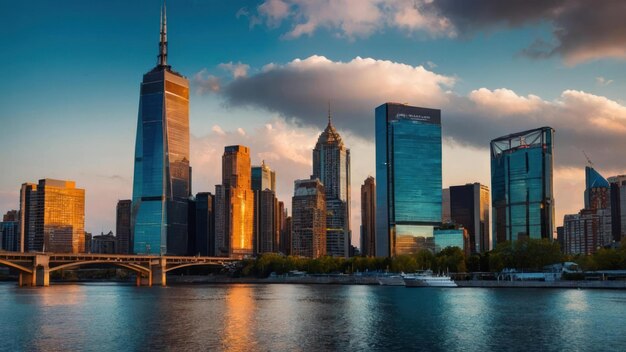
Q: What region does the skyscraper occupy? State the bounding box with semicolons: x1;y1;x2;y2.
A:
1;210;19;252
292;179;326;258
449;183;490;254
19;179;85;253
131;4;190;255
252;161;279;254
563;166;613;255
115;200;131;254
220;145;254;258
194;192;215;256
375;103;442;257
312;111;350;257
360;176;376;257
609;175;626;242
491;127;555;246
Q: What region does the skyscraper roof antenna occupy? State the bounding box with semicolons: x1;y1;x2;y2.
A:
158;0;168;67
328;100;332;125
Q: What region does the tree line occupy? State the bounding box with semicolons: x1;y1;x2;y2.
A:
238;238;626;278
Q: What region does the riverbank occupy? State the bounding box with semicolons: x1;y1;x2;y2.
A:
167;275;626;289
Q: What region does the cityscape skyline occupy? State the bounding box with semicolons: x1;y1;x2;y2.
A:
2;1;626;248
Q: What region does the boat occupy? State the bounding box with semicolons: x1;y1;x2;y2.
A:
403;271;457;287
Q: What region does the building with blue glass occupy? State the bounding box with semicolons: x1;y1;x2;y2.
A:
131;5;190;255
490;127;554;247
433;227;469;256
375;103;442;257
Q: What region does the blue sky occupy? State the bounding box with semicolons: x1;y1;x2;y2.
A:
2;0;626;241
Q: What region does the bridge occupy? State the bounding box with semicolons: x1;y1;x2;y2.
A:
0;252;239;287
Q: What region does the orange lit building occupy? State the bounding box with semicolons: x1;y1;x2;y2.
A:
20;179;85;253
220;145;254;258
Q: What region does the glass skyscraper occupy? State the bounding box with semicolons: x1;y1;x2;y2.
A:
375;103;442;257
131;5;190;255
490;127;554;246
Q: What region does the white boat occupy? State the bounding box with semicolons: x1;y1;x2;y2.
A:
403;271;457;287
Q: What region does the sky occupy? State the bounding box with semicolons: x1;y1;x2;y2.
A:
1;0;626;245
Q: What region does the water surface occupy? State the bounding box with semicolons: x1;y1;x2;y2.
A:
1;283;625;351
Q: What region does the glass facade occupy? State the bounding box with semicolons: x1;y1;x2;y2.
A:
449;183;490;254
433;228;467;253
375;103;442;256
132;68;190;255
491;127;554;247
291;179;326;258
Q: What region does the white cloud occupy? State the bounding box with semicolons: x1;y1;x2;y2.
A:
595;76;614;86
193;69;221;93
218;61;250;79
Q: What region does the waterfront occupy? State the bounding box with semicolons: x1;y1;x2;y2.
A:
1;283;625;351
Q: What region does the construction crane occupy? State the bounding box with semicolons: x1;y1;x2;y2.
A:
582;150;594;167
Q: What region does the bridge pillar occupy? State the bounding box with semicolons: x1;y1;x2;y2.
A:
34;255;50;287
19;272;35;287
151;258;166;287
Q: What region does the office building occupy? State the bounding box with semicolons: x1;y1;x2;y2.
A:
313;112;351;257
375;103;442;256
193;192;214;256
252;161;279;254
218;145;254;258
563;166;614;255
252;161;276;192
491;127;555;246
292;179;326;258
609;175;626;242
115;200;131;254
433;227;469;257
278;201;288;254
1;210;19;252
131;5;191;255
91;231;117;254
360;176;376;256
214;185;227;256
449;183;490;253
19;179;85;253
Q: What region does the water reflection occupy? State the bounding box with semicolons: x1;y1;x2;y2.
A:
221;285;257;352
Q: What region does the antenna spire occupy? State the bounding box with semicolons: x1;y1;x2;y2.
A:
327;101;332;125
158;1;168;67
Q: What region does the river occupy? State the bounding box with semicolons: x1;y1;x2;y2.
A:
1;282;625;351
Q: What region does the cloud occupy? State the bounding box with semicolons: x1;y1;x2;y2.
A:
218;61;250;79
595;76;614;86
193;69;221;93
249;0;454;40
207;55;626;171
249;0;626;64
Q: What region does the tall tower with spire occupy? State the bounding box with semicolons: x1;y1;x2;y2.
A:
131;3;190;255
312;107;351;257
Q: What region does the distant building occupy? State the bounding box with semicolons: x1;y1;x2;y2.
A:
20;179;85;253
91;231;116;254
278;201;289;254
292;179;326;258
608;175;626;242
360;176;376;257
375;103;442;256
214;185;227;256
131;5;191;256
84;232;92;253
116;200;131;254
252;161;279;254
252;160;276;192
313;112;351;258
449;183;490;253
284;215;292;255
218;145;254;258
1;210;19;251
491;127;554;247
563;167;614;255
194;192;215;256
433;227;469;257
